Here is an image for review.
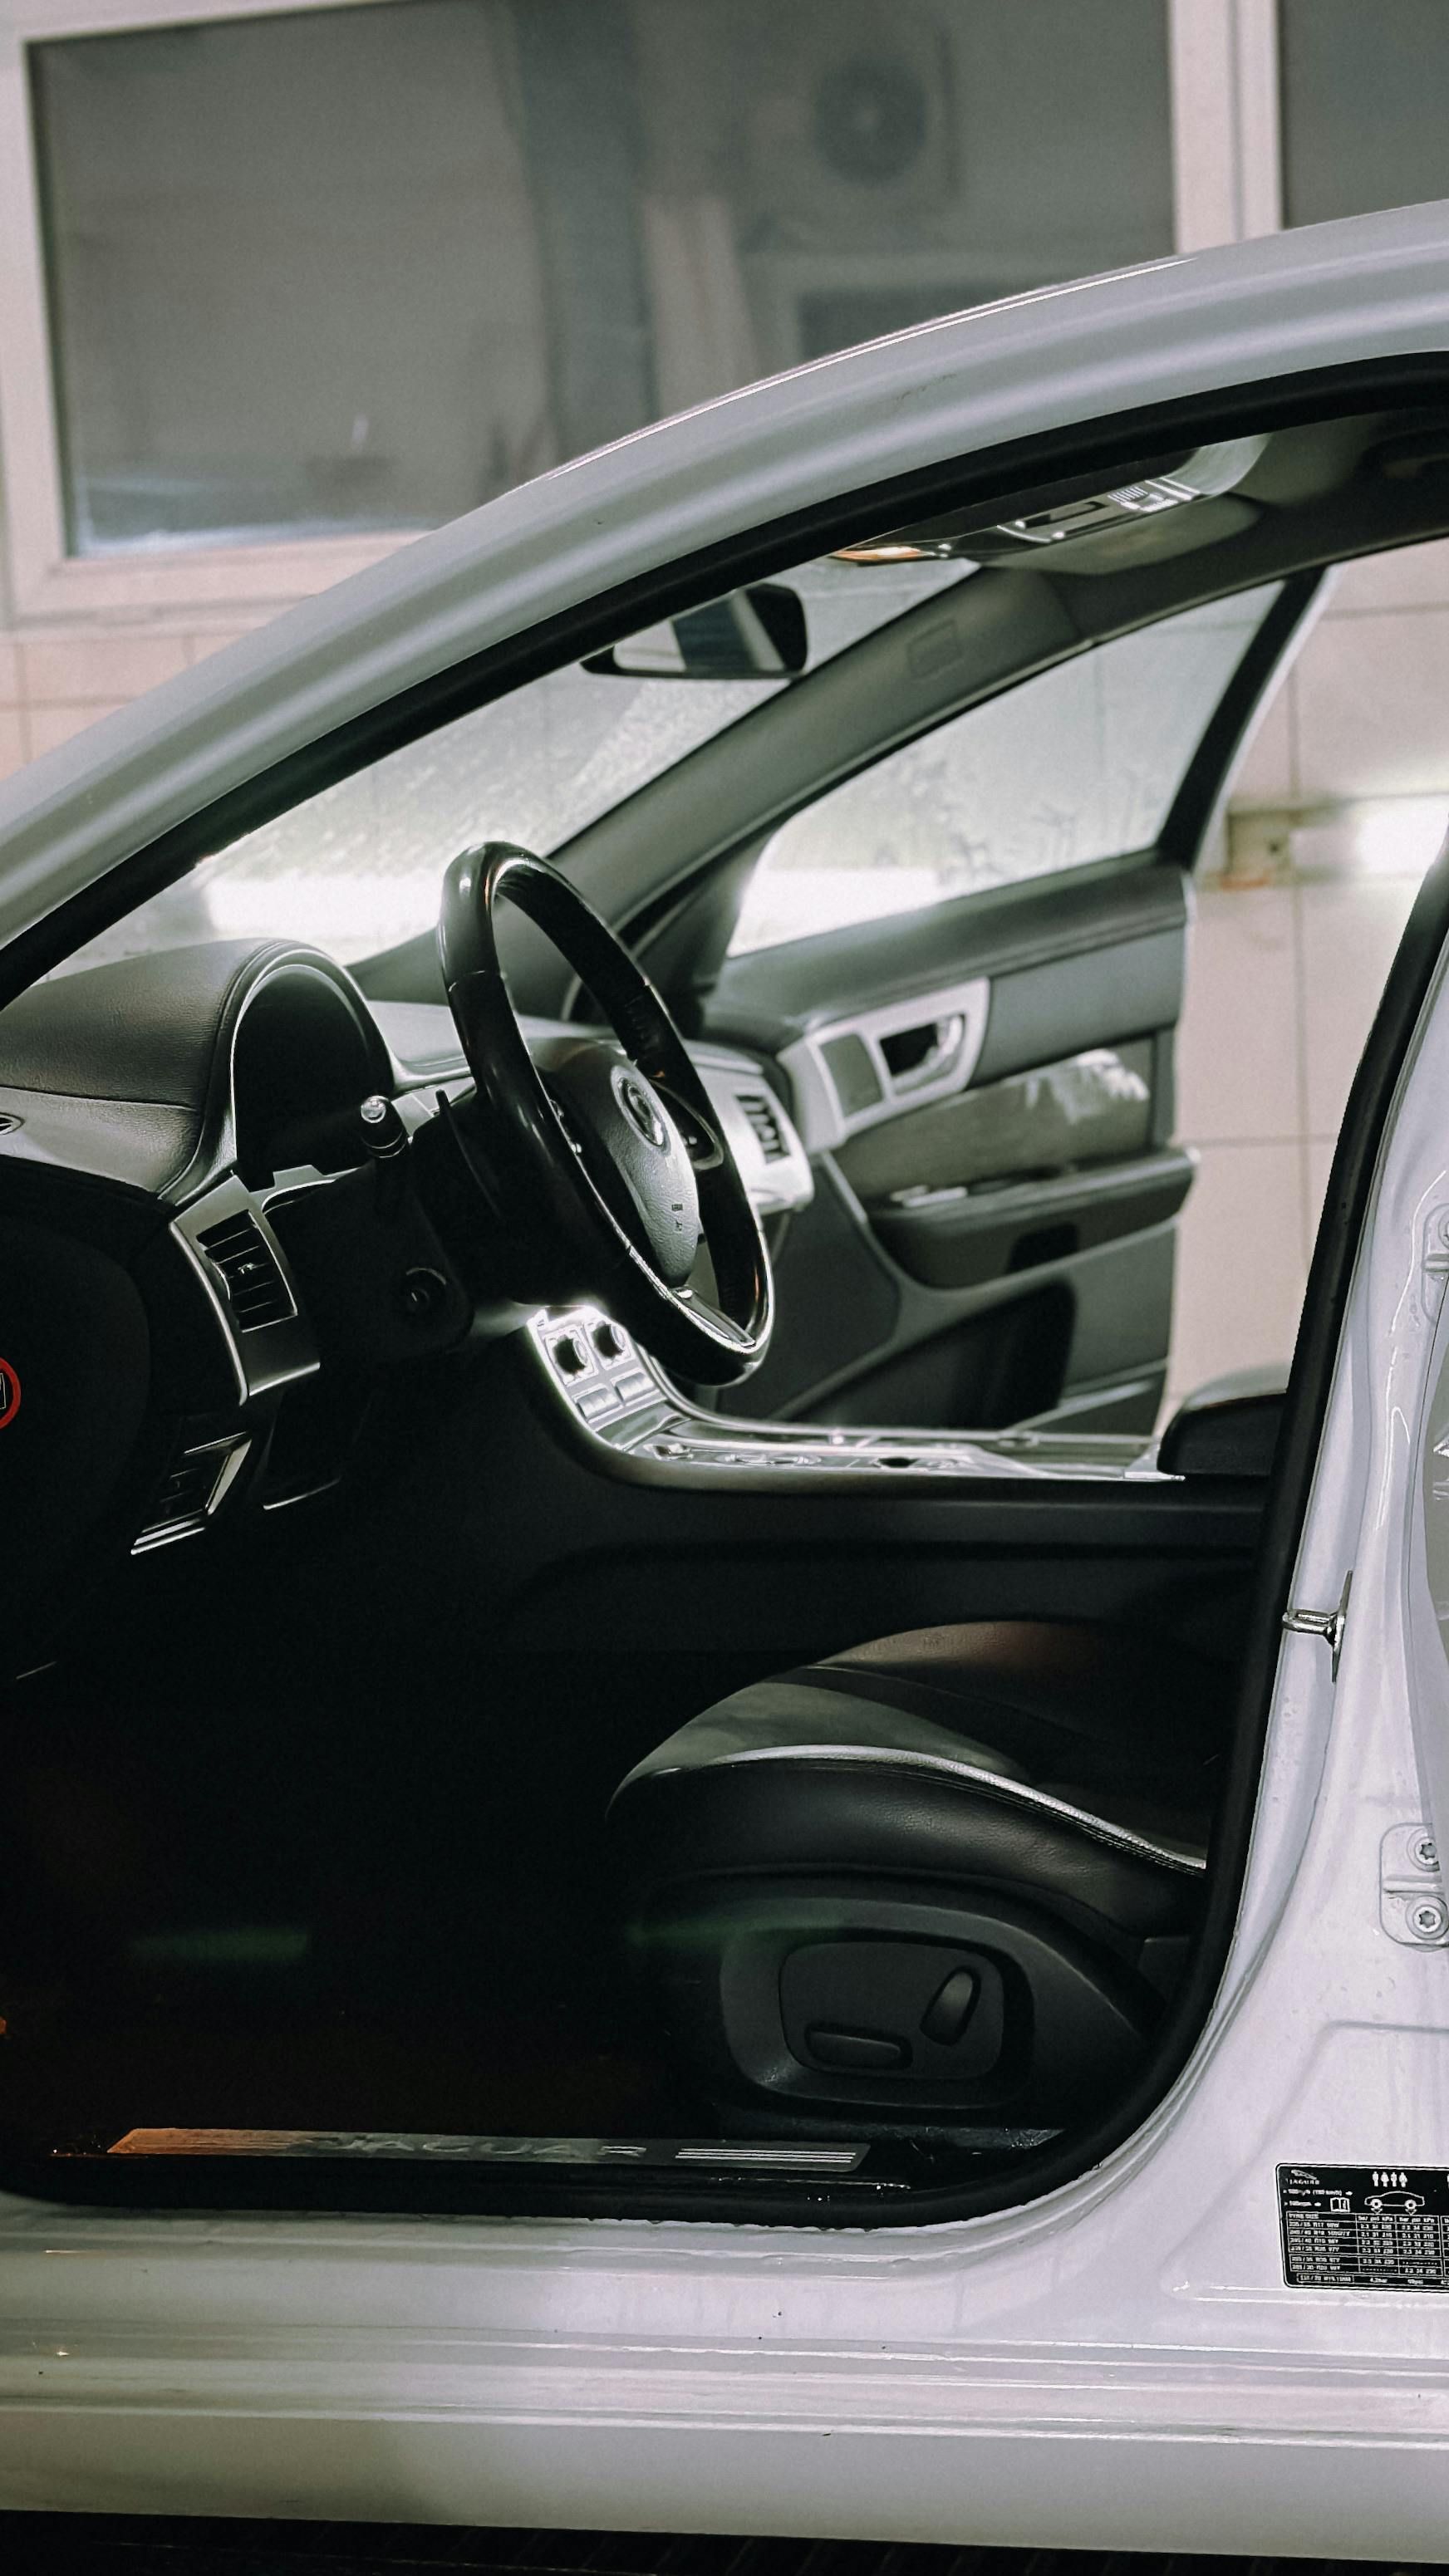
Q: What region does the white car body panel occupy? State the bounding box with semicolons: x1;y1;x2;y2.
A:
7;209;1449;2547
2;1025;1434;2542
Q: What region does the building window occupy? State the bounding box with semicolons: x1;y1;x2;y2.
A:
1280;0;1449;228
30;1;575;553
27;0;1174;560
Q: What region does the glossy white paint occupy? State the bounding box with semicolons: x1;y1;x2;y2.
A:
7;213;1449;2548
0;914;1435;2548
3;204;1449;956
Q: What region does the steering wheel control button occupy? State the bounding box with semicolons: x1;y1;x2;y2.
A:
553;1333;588;1376
0;1358;20;1428
805;2027;909;2073
920;1967;980;2045
592;1322;625;1362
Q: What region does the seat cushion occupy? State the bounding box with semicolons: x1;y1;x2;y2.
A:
610;1619;1229;1942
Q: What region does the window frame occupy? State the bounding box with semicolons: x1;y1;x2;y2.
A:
0;0;1282;625
0;0;415;621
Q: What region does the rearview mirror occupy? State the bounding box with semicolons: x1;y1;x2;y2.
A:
585;583;808;681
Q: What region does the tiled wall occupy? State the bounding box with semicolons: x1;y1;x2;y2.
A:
0;624;264;781
1169;866;1421;1406
1238;537;1449;807
1168;535;1449;1407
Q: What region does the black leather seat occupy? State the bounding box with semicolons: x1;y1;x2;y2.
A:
609;1620;1230;2132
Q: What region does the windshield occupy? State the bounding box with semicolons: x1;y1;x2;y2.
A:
64;554;969;971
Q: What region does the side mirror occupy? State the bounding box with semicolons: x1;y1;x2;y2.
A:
585;584;808;682
1157;1366;1287;1479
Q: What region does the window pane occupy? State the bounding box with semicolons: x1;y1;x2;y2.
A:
729;588;1281;956
62;555;969;970
1280;0;1449;226
30;0;1173;557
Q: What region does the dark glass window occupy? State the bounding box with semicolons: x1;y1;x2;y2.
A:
30;0;1173;556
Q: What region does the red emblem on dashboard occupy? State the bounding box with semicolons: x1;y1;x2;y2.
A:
0;1359;20;1428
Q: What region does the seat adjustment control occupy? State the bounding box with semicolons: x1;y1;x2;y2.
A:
920;1966;979;2045
805;2025;909;2073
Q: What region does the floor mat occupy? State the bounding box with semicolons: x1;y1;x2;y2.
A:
0;2005;690;2152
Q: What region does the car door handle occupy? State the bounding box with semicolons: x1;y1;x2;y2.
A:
777;976;990;1151
879;1013;967;1093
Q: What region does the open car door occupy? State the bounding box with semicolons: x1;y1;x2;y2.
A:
697;574;1319;1436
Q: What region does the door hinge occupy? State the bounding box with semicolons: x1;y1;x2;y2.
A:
1282;1570;1352;1678
1381;1823;1449;1945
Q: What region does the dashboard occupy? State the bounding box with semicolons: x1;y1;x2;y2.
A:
0;935;1166;1696
0;940;814;1607
0;946;812;1212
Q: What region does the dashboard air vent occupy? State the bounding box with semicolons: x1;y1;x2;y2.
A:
738;1092;788;1162
196;1209;294;1329
135;1452;220;1545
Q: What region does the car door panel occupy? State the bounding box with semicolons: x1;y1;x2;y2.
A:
833;1038;1161;1203
973;909;1185;1084
710;856;1186;1052
708;861;1189;1433
869;1146;1194;1291
726;1158;1177;1432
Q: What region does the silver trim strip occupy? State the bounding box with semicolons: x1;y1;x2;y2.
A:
130;1433;253;1554
779;976;990;1153
168;1219;248;1408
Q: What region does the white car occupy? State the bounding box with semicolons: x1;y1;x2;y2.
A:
6;204;1449;2558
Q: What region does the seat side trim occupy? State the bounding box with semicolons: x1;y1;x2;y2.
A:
681;1741;1208;1875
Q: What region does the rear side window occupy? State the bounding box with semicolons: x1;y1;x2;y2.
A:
729;584;1281;954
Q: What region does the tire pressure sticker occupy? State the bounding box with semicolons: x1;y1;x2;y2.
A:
1279;2165;1449;2288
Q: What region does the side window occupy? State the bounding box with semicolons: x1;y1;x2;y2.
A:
729;586;1282;954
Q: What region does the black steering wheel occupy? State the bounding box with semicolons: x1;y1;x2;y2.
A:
437;842;773;1384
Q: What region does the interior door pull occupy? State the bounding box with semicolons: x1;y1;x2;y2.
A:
777;975;990;1152
882;1014;966;1092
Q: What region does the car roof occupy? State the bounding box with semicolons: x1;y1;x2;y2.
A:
5;199;1449;963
